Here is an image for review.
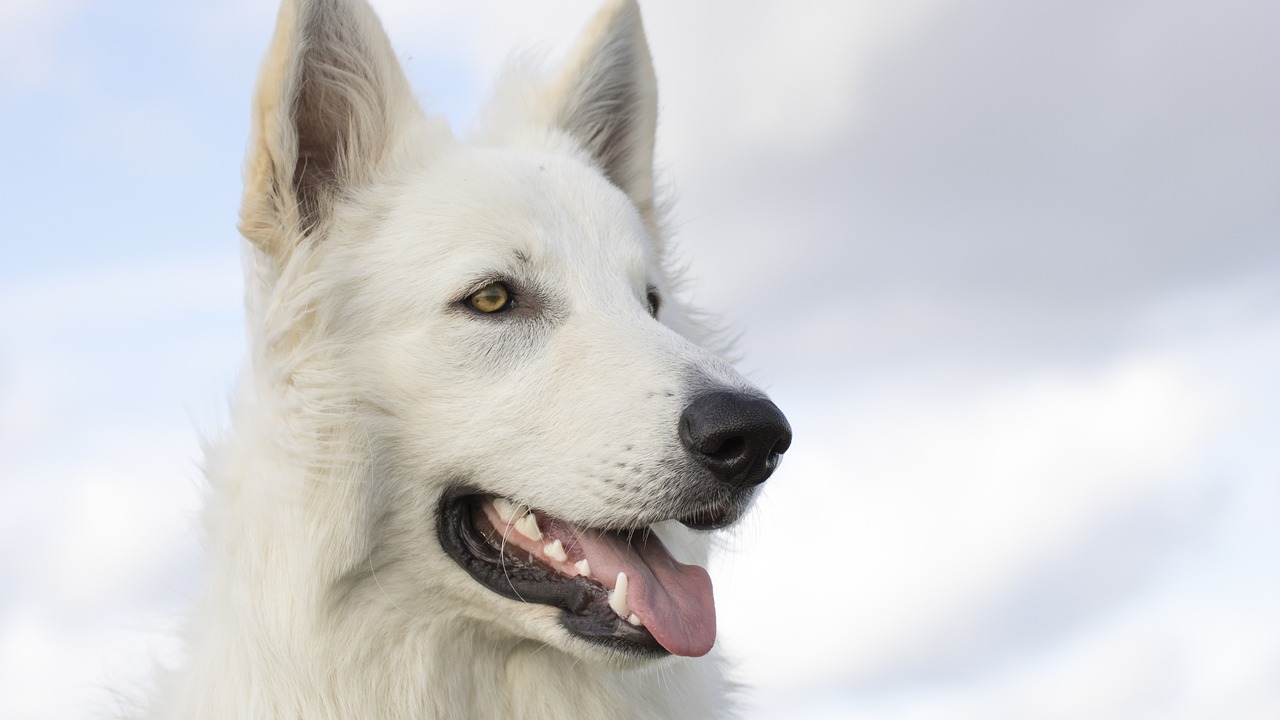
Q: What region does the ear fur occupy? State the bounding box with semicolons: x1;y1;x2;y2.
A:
544;0;659;226
240;0;419;269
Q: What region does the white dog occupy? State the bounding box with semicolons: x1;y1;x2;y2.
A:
147;0;790;717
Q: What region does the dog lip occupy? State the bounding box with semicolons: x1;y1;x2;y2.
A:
436;491;668;657
676;503;735;531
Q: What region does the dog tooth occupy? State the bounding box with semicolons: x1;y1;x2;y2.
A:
515;513;542;541
493;497;516;523
627;613;643;627
575;559;591;577
543;539;567;562
608;572;630;618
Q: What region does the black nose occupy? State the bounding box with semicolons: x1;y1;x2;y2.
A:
679;391;792;488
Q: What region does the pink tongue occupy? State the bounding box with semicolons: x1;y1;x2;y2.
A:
572;529;716;657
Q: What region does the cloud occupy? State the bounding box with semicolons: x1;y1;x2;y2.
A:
717;303;1279;717
0;257;228;720
717;337;1237;673
657;0;1280;360
642;1;940;159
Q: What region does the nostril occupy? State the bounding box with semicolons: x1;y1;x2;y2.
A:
708;435;746;463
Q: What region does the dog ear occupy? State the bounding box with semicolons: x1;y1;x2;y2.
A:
546;0;659;226
240;0;419;269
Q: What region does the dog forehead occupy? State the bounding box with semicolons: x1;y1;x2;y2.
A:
380;147;655;273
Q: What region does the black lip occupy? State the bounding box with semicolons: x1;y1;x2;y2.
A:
436;490;667;657
675;502;735;531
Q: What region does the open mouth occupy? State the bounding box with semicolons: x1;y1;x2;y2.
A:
437;492;718;658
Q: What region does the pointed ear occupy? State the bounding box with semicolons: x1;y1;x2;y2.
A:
240;0;419;268
546;0;659;225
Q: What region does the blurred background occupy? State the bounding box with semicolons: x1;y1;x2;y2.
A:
2;0;1277;718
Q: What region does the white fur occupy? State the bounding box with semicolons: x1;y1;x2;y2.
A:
146;1;771;717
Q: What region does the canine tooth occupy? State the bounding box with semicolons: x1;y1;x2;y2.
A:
627;613;643;627
575;559;591;577
543;539;567;562
515;513;542;541
608;572;630;618
493;497;516;523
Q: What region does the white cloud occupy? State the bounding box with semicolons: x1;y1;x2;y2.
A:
0;257;237;716
46;456;203;609
714;302;1280;717
645;1;939;162
0;254;239;337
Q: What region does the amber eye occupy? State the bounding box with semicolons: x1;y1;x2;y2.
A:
468;282;511;313
646;288;661;318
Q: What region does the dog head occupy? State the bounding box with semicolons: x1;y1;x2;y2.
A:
239;0;789;664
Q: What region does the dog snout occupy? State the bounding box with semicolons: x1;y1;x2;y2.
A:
678;391;792;488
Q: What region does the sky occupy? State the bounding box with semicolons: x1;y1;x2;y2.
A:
2;0;1278;718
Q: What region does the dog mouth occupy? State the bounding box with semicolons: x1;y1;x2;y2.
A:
438;492;719;658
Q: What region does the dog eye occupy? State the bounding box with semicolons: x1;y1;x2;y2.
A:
468;282;511;313
646;288;661;318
